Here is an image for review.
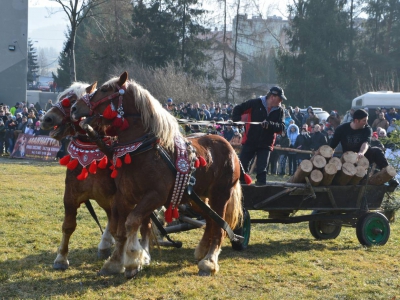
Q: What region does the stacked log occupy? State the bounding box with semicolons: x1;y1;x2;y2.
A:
286;146;395;186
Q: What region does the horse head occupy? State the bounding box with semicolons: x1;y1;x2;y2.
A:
41;82;97;140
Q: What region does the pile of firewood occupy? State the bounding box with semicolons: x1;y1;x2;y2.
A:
287;145;396;186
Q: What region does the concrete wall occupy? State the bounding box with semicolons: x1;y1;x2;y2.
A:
0;0;28;107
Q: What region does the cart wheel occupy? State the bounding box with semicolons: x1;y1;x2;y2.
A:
356;212;390;246
309;211;341;240
231;208;251;251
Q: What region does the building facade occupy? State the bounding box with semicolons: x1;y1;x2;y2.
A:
0;0;28;107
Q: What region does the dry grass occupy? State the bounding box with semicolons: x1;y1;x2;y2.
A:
0;157;399;299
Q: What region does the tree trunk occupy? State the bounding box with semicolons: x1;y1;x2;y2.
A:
310;154;326;170
368;166;397;185
321;163;337;186
310;169;323;186
315;145;334;160
329;157;342;171
341;151;358;164
287;159;313;183
348;166;367;185
334;162;356;185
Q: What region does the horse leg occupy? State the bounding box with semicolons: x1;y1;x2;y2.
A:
98;201;127;276
97;221;115;260
53;197;79;270
139;215;152;266
194;217;212;261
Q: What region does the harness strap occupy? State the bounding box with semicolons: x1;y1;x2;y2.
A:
84;200;104;234
156;145;243;243
150;212;182;248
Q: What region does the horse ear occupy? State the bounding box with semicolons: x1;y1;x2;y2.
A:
86;81;97;94
118;72;128;86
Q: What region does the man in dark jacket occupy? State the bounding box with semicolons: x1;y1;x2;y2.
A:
232;86;286;185
295;124;312;163
310;124;328;151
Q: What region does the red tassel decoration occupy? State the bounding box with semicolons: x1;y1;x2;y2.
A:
124;154;131;164
59;154;71;166
112;116;123;127
194;158;200;168
98;156;108;169
109;165;115;170
172;207;179;219
111;168;118;178
120;118;129;131
198;156;207;167
66;158;79;170
76;167;89;180
61;98;71;107
244;173;252;185
89;160;97;174
165;204;173;223
103;104;118;120
116;157;122;168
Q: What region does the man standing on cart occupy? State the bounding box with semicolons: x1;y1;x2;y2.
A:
330;109;389;170
232;86;286;185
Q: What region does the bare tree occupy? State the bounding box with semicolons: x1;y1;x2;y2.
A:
50;0;107;82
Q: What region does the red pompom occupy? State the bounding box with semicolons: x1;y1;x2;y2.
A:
116;157;122;168
124;154;131;164
164;204;173;223
244;173;252;185
112;116;123;127
172;207;179;219
98;156;108;169
76;167;88;180
89;160;97;174
103;104;118;120
61;98;70;107
120;118;129;131
59;154;71;166
111;168;118;178
194;158;200;168
109;165;115;170
198;156;207;167
66;158;79;170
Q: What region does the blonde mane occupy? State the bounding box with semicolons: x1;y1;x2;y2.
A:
57;82;90;102
105;77;182;152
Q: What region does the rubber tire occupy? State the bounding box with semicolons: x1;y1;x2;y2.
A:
231;208;251;251
356;212;390;246
309;211;341;240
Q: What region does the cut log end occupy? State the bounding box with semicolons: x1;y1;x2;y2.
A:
310;169;323;186
316;145;334;159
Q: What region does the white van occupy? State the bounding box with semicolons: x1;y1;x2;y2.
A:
351;91;400;109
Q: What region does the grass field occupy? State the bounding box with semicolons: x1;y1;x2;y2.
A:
0;157;399;299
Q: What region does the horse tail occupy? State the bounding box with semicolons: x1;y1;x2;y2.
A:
225;180;243;230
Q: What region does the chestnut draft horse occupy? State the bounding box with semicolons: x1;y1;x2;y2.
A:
41;82;153;270
71;72;243;277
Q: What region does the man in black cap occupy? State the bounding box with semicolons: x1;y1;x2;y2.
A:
232;86;286;185
330;109;389;169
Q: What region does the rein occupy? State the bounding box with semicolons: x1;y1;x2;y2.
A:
80;85;125;117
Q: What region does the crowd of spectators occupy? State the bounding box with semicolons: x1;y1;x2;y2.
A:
0;101;49;156
163;99;400;176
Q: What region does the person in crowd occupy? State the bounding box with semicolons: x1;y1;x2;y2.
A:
385;107;400;123
5;115;17;154
166;98;176;113
387;118;399;136
15;102;24;115
223;123;235;142
268;137;280;175
287;123;299;176
24;119;34;135
326;128;334;144
302;106;314;125
198;109;210;120
327;111;341;130
45;99;53;111
189;103;200;120
34;101;42;112
178;106;189;119
28;103;39;116
291;106;304;128
284;110;293;128
34;121;41;135
10;102;19;116
227;104;234;117
330;109;389;170
310;124;328;151
0;109;7;123
211;107;221;120
0;119;5;155
201;104;211;119
370;132;385;151
341;108;355;124
305;111;320;131
27;110;37;124
162;103;169;111
229;130;242;153
15;113;23;124
22;106;29;117
220;108;230;121
371;112;389;131
232;86;286;185
277;131;290;175
295;123;312;164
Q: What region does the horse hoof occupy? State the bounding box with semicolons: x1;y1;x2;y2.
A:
97;248;112;260
125;268;140;279
198;270;211;276
53;262;69;271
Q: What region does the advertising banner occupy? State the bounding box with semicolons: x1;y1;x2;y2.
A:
11;134;61;161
